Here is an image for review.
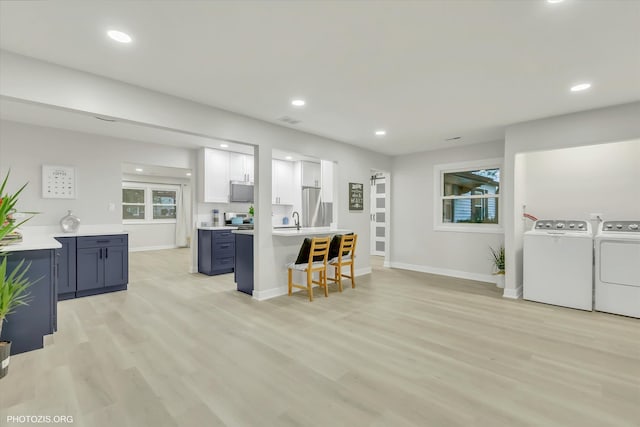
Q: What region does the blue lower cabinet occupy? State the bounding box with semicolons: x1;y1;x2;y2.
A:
0;249;56;355
234;234;254;295
198;230;235;275
76;235;128;297
55;237;77;301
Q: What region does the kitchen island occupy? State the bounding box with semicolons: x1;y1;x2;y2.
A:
1;226;129;355
233;227;352;298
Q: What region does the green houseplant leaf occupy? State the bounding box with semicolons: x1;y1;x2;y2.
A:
490;245;505;274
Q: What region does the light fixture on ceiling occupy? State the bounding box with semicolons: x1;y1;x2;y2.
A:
570;83;592;92
135;168;143;172
445;136;462;141
95;116;116;122
186;172;192;177
291;99;306;107
107;30;132;43
220;143;229;148
375;130;386;136
547;0;564;3
285;156;293;160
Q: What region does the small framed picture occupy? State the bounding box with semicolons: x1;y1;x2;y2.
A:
42;165;76;199
349;182;364;211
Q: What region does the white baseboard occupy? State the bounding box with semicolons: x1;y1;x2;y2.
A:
389;262;495;284
355;266;372;277
252;267;372;301
502;285;523;299
129;245;178;252
252;286;288;301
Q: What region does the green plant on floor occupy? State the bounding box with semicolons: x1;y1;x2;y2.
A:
490;245;505;275
0;257;35;338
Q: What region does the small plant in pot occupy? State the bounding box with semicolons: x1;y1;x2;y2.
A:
0;171;36;379
490;245;505;288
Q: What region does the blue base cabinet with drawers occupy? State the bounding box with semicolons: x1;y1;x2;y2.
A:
198;229;235;275
55;234;128;299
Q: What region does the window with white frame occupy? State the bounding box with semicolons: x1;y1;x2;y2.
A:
434;159;502;232
122;183;179;223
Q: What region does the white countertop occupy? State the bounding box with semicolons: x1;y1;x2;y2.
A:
1;225;128;252
198;226;239;230
232;227;352;237
1;232;62;252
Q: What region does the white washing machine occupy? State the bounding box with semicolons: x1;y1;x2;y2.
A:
594;220;640;318
523;220;593;310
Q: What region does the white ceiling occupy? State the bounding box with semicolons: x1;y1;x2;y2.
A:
0;1;639;155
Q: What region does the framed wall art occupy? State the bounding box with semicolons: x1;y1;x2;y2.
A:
42;165;76;199
348;182;364;211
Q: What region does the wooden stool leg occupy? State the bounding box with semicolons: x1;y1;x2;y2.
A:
323;270;328;297
288;268;293;296
307;269;313;301
351;263;356;288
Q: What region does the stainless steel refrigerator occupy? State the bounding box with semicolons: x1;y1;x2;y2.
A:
302;186;332;227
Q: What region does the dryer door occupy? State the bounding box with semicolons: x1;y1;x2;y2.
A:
599;240;640;287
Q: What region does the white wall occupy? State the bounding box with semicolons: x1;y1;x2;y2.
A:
503;101;640;298
390;140;505;282
0;52;391;299
523;139;640;221
0;120;196;250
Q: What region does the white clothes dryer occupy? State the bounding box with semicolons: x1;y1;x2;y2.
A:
523;220;593;310
594;220;640;318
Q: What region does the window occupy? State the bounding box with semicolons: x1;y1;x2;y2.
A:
434;159;502;233
152;190;176;219
122;183;179;223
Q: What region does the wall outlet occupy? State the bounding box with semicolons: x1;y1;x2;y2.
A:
589;213;603;220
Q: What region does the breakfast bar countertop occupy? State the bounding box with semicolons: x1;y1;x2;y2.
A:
232;227;352;236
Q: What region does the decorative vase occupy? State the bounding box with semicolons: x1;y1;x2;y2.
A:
0;341;10;379
495;274;505;288
60;210;80;233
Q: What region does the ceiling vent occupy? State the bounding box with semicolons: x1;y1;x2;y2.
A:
278;116;301;125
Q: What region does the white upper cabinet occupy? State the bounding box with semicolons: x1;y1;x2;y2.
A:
301;161;321;188
229;152;254;182
201;148;230;203
272;159;296;205
321;160;334;203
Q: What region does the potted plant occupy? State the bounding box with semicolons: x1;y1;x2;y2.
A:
490;245;505;288
1;171;36;379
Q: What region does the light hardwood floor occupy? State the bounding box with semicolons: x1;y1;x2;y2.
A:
1;249;638;426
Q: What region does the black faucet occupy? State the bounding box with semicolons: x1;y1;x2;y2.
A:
292;211;300;231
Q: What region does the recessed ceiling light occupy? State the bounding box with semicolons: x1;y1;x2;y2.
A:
135;168;143;172
547;0;564;3
186;172;192;177
375;130;386;136
220;143;229;148
570;83;592;92
285;156;293;160
107;30;132;43
291;99;306;107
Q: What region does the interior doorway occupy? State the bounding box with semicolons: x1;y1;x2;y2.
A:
370;170;389;263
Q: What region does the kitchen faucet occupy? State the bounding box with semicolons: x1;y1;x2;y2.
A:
292;211;300;231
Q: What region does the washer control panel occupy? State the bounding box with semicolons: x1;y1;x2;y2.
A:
534;220;589;231
602;221;640;233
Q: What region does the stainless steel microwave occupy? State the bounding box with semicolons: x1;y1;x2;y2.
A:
229;181;254;203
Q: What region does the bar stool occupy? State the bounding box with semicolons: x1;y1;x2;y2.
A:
287;236;330;301
327;234;357;291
